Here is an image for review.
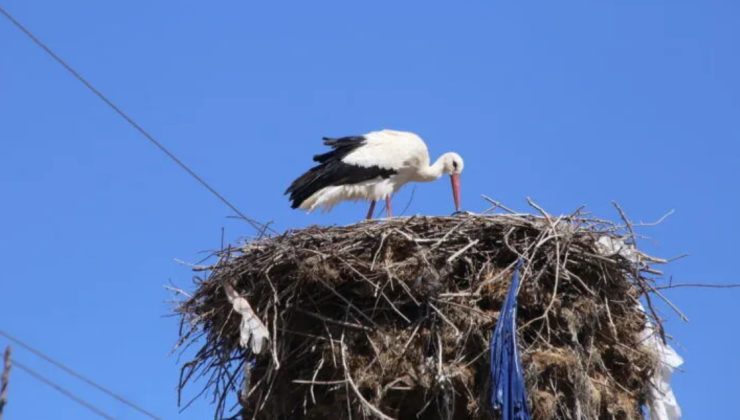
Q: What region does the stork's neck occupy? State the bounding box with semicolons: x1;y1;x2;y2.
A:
416;157;446;182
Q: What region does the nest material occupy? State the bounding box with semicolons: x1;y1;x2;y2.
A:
177;212;667;419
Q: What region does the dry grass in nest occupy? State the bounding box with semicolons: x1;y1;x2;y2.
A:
175;206;671;420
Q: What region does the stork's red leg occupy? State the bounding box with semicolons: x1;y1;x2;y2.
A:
366;200;377;220
385;195;392;218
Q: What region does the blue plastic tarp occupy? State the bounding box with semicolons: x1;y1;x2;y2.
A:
489;261;531;420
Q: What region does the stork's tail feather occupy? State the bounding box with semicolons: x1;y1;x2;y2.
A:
285;169;317;209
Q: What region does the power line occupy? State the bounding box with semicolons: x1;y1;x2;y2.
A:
0;5;273;235
0;330;161;420
13;359;115;420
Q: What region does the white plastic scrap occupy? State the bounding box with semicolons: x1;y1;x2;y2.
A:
223;282;269;354
638;303;683;420
595;236;681;418
595;236;640;264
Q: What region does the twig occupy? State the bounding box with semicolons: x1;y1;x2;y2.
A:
481;195;516;214
379;292;412;324
446;239;479;264
399;323;422;358
604;298;619;340
370;232;389;271
655;282;740;290
174;258;209;271
310;358;325;404
340;338;394;420
432;218;472;249
429;303;461;337
315;278;379;329
526;197;552;223
296;309;373;331
646;284;689;322
164;284;193;298
635;209;675;227
293;379;346;385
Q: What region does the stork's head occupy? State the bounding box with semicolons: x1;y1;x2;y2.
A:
439;152;464;212
439;152;465;175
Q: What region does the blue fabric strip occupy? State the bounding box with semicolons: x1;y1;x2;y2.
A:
489;260;531;420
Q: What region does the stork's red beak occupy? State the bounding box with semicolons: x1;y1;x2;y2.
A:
450;173;461;212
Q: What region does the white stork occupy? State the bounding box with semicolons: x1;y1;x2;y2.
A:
286;129;464;219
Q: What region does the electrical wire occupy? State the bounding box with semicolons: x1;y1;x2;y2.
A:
0;5;273;235
13;359;115;420
0;330;161;419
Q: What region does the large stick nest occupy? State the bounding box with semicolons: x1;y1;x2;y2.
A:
176;210;670;419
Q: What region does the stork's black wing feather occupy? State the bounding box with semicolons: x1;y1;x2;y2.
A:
313;136;366;163
285;135;396;209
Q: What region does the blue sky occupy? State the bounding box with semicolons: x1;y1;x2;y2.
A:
1;1;738;418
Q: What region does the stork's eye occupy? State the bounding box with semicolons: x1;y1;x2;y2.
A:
452;161;459;169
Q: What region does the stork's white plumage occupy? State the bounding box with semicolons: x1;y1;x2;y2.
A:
286;130;464;218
